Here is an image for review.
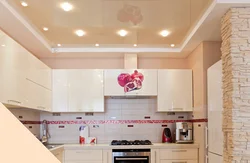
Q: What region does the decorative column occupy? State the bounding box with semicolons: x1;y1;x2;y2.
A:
221;8;250;162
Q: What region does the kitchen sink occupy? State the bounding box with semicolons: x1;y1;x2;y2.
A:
45;144;63;150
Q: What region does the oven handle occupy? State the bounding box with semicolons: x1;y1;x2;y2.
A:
115;158;148;161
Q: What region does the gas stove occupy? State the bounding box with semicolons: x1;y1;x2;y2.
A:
111;140;152;146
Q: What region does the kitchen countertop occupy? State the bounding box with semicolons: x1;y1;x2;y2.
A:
49;143;199;151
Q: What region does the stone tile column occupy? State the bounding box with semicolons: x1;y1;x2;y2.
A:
221;8;250;162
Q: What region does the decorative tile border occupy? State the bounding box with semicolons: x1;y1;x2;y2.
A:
20;119;207;125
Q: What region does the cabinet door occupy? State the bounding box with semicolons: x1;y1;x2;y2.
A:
26;80;51;111
0;34;29;107
151;149;160;163
160;160;197;163
104;69;157;96
157;70;193;112
52;70;68;112
28;55;52;90
103;150;112;163
68;70;104;112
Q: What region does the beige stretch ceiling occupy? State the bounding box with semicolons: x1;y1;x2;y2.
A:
8;0;212;48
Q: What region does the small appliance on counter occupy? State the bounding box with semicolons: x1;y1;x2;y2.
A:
162;128;172;143
175;122;193;144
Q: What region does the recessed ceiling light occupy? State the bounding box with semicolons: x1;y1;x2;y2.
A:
117;29;128;37
160;30;170;37
43;27;49;31
75;30;86;37
1;44;6;47
21;1;28;7
171;44;175;47
60;2;73;12
134;44;137;47
95;43;99;47
57;44;61;47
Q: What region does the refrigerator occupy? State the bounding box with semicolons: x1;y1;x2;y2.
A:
207;60;223;163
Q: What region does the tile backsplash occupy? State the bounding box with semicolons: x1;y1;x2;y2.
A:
41;98;190;144
9;108;40;139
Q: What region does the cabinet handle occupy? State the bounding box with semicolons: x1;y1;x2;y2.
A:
205;126;208;149
8;100;21;105
172;150;187;152
172;162;187;163
206;155;208;163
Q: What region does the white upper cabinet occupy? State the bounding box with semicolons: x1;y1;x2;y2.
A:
52;70;68;112
28;54;52;90
104;69;157;96
0;32;52;110
157;69;193;112
0;35;29;107
52;70;104;112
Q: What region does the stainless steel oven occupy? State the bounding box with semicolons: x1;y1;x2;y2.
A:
112;149;150;163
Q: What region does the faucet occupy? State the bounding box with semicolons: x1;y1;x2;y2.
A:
41;120;50;144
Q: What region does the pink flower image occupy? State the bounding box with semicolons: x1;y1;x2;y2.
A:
117;4;143;25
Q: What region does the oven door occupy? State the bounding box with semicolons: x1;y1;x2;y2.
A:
114;156;149;163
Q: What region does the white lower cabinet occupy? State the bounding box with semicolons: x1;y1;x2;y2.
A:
151;149;160;163
160;160;197;163
103;150;112;163
158;149;198;163
64;149;103;163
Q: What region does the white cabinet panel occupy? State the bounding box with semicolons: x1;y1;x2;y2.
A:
28;54;52;90
68;70;104;112
104;69;157;96
26;80;51;111
52;70;69;112
65;149;103;161
102;150;112;163
52;70;104;112
208;60;223;156
160;160;197;163
151;149;160;163
159;149;198;160
0;35;29;107
157;70;193;112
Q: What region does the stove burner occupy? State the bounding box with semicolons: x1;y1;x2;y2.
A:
111;140;152;145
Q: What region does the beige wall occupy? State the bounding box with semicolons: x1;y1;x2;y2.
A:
41;57;189;69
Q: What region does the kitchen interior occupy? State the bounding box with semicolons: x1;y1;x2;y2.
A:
0;0;248;163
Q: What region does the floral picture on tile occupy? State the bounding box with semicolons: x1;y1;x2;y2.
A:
117;70;144;92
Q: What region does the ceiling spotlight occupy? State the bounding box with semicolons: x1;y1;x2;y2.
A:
134;44;137;47
43;27;49;31
171;44;175;47
95;43;99;47
1;44;6;47
61;2;73;12
75;30;86;37
160;30;170;37
57;44;61;47
118;29;128;37
21;1;28;7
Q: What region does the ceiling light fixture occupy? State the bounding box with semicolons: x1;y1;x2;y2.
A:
117;29;128;37
134;44;137;47
43;27;49;31
1;44;6;47
160;30;170;37
95;43;99;47
75;30;86;37
57;44;61;47
61;2;73;12
21;1;28;7
171;44;175;47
